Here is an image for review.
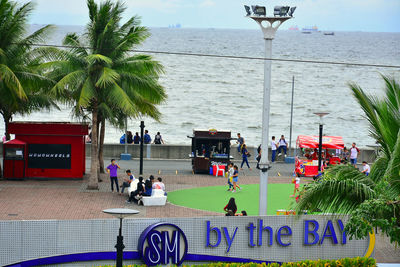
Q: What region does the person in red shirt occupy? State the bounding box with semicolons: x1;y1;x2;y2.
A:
311;148;318;160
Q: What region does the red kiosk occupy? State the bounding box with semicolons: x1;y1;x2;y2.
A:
3;122;88;179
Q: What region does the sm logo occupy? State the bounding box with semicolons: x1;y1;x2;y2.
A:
138;223;188;266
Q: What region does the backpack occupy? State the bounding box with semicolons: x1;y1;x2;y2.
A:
154;135;161;144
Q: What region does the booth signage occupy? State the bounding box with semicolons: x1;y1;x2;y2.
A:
209;129;218;135
28;144;71;169
0;216;374;266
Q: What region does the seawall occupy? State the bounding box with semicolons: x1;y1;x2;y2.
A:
0;143;377;163
96;144;377;163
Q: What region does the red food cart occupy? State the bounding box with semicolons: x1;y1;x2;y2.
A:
295;135;344;177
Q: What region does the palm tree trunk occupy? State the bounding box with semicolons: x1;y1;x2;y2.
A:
98;117;105;174
3;113;11;141
88;103;99;190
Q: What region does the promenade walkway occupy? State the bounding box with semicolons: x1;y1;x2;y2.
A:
0;159;398;262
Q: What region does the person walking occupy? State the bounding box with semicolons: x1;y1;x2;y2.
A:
232;165;241;192
224;197;237;215
144;130;152;144
106;159;120;193
256;145;261;169
227;163;234;191
277;135;288;157
240;144;252;170
349;142;360;167
271;136;278;162
290;176;300;197
236;133;244;153
154;132;164;144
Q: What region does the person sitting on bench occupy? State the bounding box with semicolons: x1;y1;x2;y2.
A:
126;176;145;203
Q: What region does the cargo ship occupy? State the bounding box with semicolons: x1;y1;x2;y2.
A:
302;25;318;34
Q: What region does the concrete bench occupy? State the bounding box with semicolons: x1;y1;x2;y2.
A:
142;189;167;206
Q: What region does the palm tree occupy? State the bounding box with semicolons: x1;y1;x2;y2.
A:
295;75;400;245
45;0;166;189
0;0;57;176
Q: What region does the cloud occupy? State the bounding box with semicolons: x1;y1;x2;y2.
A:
199;0;215;7
125;0;182;13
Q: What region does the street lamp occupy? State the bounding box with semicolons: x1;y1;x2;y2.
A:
103;208;139;267
244;5;295;216
313;112;329;171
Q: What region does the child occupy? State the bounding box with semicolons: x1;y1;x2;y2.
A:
235;210;247;216
106;159;120;193
290;176;300;197
232;165;241;193
227;163;234;191
362;161;370;176
120;169;135;195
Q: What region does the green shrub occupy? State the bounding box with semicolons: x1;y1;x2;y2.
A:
98;257;376;267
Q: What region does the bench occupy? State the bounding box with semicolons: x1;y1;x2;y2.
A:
142;189;167;206
127;179;139;196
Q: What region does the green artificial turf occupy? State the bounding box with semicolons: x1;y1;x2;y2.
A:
167;183;297;215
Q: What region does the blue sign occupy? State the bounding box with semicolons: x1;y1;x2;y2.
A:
138;222;188;266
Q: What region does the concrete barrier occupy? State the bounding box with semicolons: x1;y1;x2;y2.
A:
0;143;377;163
86;143;378;163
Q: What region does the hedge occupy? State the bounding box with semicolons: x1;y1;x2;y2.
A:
99;256;376;267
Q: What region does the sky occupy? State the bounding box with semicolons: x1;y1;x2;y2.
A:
19;0;400;32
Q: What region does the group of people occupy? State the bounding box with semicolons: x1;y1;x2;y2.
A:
237;133;289;170
224;197;247;216
255;135;289;168
105;159;166;205
120;130;164;144
126;175;166;205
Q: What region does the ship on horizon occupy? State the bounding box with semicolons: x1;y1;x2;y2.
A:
302;25;318;34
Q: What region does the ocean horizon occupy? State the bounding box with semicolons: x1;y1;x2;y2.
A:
3;25;400;147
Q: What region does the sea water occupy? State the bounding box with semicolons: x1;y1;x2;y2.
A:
4;26;400;147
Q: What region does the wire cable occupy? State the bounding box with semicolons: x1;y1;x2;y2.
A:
29;43;400;69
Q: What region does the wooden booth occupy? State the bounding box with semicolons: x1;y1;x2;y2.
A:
188;129;232;175
3;122;88;179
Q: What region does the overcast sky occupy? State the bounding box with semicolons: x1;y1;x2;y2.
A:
19;0;400;32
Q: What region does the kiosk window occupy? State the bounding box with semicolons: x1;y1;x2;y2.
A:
5;148;24;159
28;144;71;169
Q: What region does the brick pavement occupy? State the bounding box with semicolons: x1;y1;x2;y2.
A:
0;173;398;262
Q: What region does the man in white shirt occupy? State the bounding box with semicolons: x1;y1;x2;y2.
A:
277;135;288;157
152;177;166;191
350;142;360;167
271;136;277;162
362;161;370;176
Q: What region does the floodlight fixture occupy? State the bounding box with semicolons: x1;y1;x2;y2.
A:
288;6;296;17
252;5;266;16
244;5;251;16
274;6;290;17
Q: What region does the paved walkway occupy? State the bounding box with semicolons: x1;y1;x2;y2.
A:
0;168;398;262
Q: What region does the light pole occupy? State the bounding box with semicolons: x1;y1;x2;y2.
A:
103;208;139;267
314;112;329;171
245;5;295;216
139;121;145;175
